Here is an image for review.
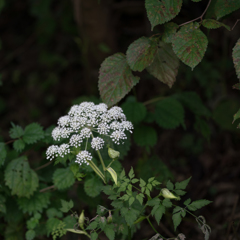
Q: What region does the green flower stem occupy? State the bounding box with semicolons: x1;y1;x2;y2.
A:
88;160;106;184
106;159;115;168
146;217;160;235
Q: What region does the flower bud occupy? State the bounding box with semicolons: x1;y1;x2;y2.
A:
161;188;180;200
78;210;85;230
108;148;120;159
107;211;112;224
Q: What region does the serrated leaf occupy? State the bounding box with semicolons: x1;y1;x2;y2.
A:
47;208;63;218
172;211;182;230
173;206;182;214
99;53;140;107
133;125;157;147
233;38;240;80
136;194;144;205
126;37;158;72
53;168;75;190
166;180;174;190
162;22;179;43
59;199;74;213
172;23;208;69
128;167;135;179
121;101;147;124
155;205;165;224
0;142;7;165
129;196;135;206
119;194;129;201
120;207;139;225
87;220;99;230
25;230;35;240
155;97;185;129
4;156;39;197
187;199;212;211
9;124;24;139
184;198;191;205
181;209;186;217
84;176;103;197
13;139;25;152
162;198;172;208
140;178;146;187
214;0;240;19
90;232;98;240
132;178;139;183
147;41;179;88
202;19;230;30
46;218;62;236
145;0;182;30
147;198;160;207
233;108;240;123
175;177;191;190
23;123;44;144
104;224;115;240
173;189;186;196
18;192;50;214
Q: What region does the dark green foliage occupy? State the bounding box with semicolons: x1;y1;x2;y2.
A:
202;19;230;30
53;167;75;190
162;22;179;43
84;176;104;197
233;38;240;80
0;142;6;165
214;0;240;19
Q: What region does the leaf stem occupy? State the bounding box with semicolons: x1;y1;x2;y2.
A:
34;161;52;171
143;96;164;106
88;160;106;184
146;217;160;235
179;0;212;27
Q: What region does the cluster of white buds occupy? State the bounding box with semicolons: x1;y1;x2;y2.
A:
46;102;133;165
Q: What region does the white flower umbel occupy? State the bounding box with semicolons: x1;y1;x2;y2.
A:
46;101;133;163
76;150;92;165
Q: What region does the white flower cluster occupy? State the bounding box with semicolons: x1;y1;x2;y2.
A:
46;102;133;165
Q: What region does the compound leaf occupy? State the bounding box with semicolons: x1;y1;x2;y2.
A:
133;125;157;147
172;211;182;230
172;23;208;69
202;19;230;30
162;22;179;43
59;199;74;213
175;177;191;190
233;38;240;80
84;176;103;197
23;123;44;144
126;37;158;72
104;224;115;240
13;139;25;152
147;41;179;88
187;199;212;211
18;192;50;214
214;0;240;19
145;0;182;30
4;156;39;198
154;205;165;224
0;142;7;165
9;123;24;139
120;207;139;225
53;168;75;190
154;97;185;129
99;53;139;107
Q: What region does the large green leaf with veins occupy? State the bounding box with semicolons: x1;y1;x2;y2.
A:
233;38;240;80
214;0;240;19
147;41;179;88
172;23;208;69
145;0;182;30
4;156;39;198
99;53;139;107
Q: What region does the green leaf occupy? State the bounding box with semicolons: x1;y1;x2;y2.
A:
194;117;211;141
0;142;7;165
46;218;62;236
162;22;179;43
47;208;63;218
129;196;135;206
0;0;5;12
103;224;115;240
132;178;139;184
87;220;99;230
145;0;182;30
4;156;39;197
126;37;158;72
120;207;139;225
184;198;191;206
175;177;191;190
140;178;146;187
233;38;240;80
173;189;186;196
13;139;25;152
119;194;130;201
172;211;182;230
25;230;35;240
187;199;212;211
90;232;98;240
202;19;230;30
155;97;185;129
18;192;50;214
0;194;6;213
233;108;240;123
173;206;182;214
84;176;103;197
53;168;75;190
107;167;118;185
154;205;165;224
9;123;24;139
133;125;157;147
214;0;240;19
166;180;174;190
162;198;172;208
146;41;179;88
128;167;135;179
99;53;140;107
59;199;74;213
136;194;144;205
172;23;208;69
121;101;147;124
23;123;44;144
147;198;160;207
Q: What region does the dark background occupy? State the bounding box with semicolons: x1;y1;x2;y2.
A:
0;0;240;239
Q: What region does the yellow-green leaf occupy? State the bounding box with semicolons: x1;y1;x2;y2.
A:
107;167;118;185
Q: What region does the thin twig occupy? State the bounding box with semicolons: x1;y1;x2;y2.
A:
5;139;15;145
39;185;55;193
34;161;52;171
179;0;212;27
232;19;240;31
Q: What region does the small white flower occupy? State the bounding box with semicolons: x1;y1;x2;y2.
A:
58;144;70;157
58;115;70;127
68;105;80;116
60;127;71;139
121;121;134;133
97;123;110;135
52;127;62;141
110;130;127;145
91;137;104;150
110;121;121;130
76;150;92;165
80;127;91;139
46;145;59;160
69;134;82;147
95;103;108;113
108;106;123;120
